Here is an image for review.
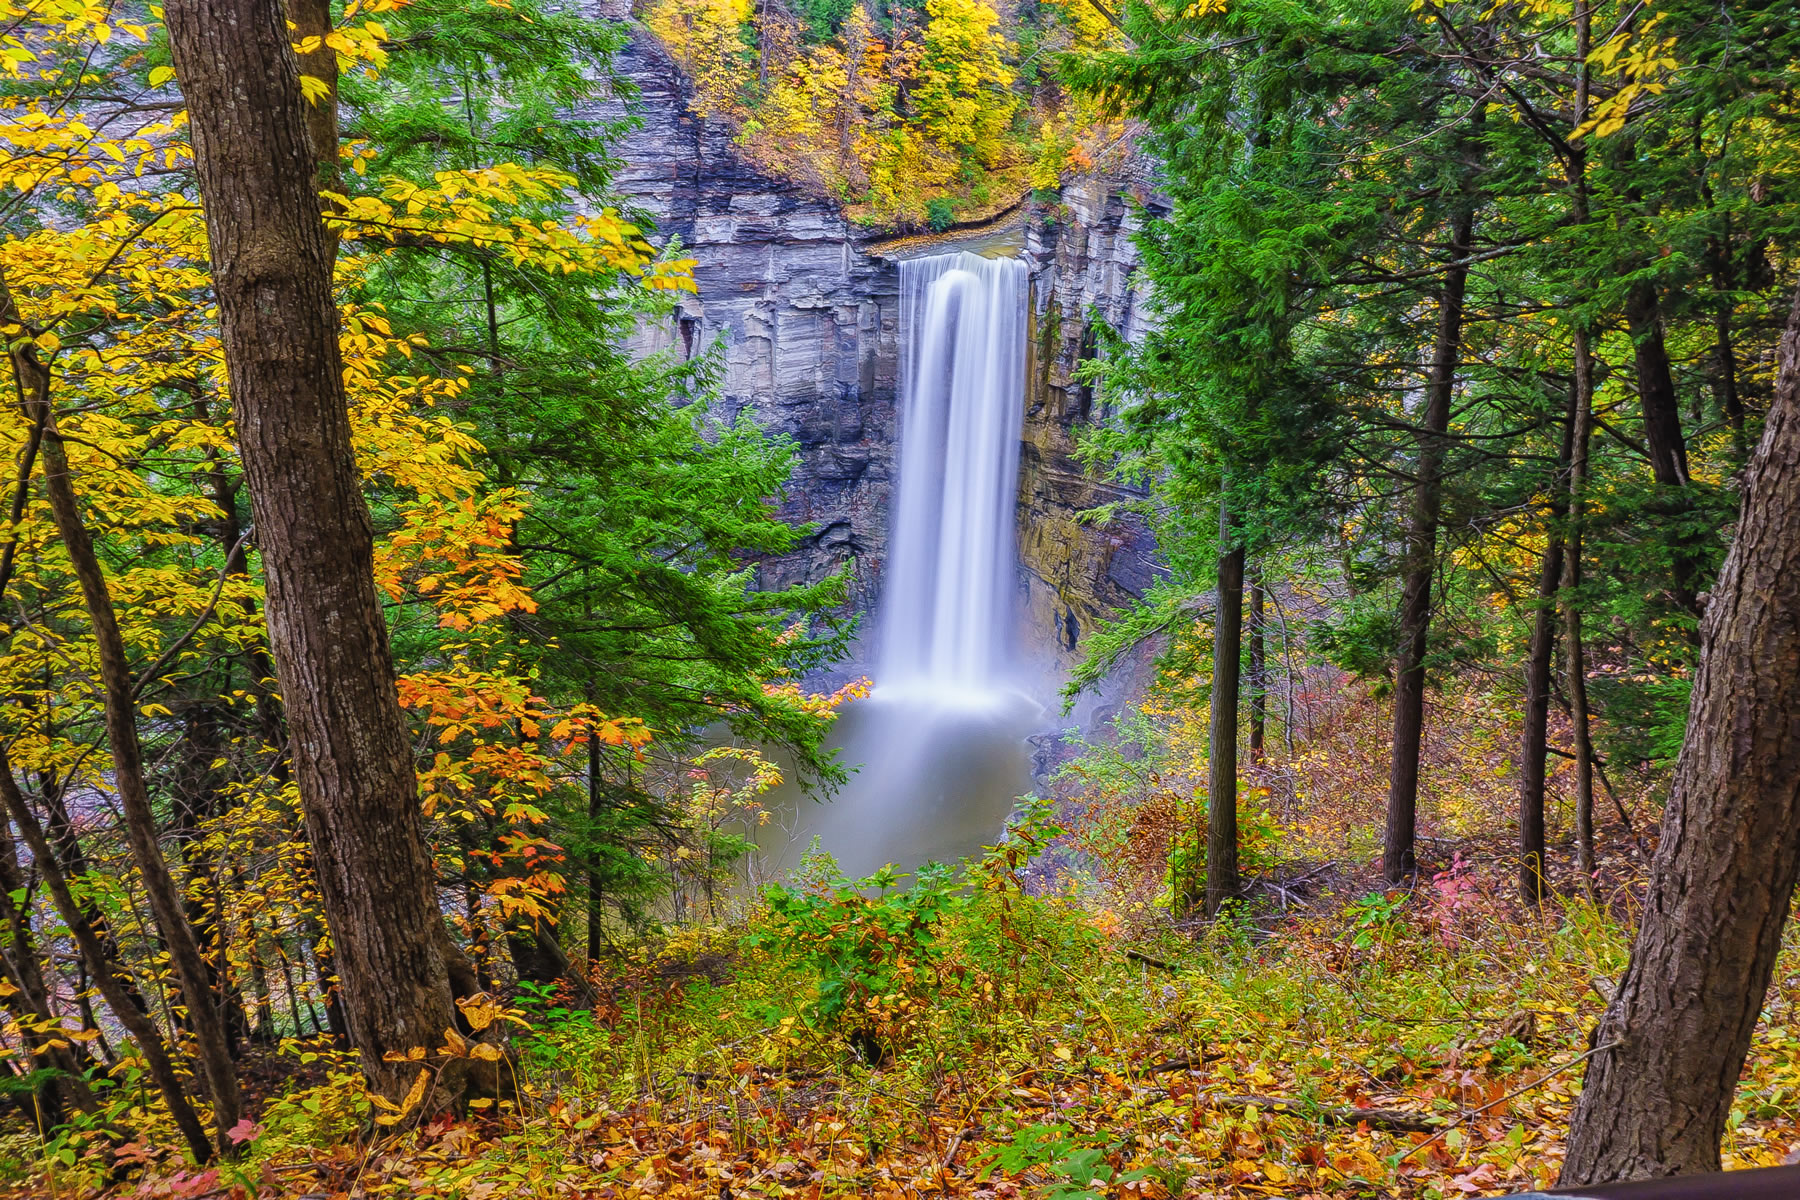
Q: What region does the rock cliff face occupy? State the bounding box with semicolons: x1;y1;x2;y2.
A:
599;27;899;623
1018;176;1164;693
601;24;1162;692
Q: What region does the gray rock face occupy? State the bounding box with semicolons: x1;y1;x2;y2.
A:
1018;174;1165;692
600;30;898;631
601;25;1162;691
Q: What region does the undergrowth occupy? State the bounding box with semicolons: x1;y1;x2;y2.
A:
12;682;1800;1198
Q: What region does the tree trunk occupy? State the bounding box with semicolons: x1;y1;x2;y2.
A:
1560;283;1800;1185
0;825;96;1128
287;0;339;195
1383;200;1477;885
0;756;214;1163
1707;236;1748;458
1564;325;1599;891
587;707;603;965
165;0;468;1103
1623;280;1703;618
1202;527;1244;919
2;278;243;1143
1519;397;1575;904
1624;281;1691;489
1248;575;1266;761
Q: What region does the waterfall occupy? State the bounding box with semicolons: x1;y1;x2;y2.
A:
881;251;1028;694
745;249;1037;877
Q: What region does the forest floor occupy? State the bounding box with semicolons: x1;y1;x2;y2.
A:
16;686;1800;1199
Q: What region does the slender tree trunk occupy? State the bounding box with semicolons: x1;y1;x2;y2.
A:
1;280;242;1143
1564;328;1599;890
172;707;246;1057
287;0;339;196
0;826;95;1127
0;756;214;1162
1248;575;1266;761
587;699;603;965
246;922;276;1043
1383;198;1477;885
1624;282;1690;490
1519;398;1576;904
165;0;468;1103
1559;7;1598;893
1202;511;1244;919
304;921;349;1046
1707;236;1748;458
1623;280;1704;619
1561;283;1800;1185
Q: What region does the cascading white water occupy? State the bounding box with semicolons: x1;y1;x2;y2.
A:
748;248;1037;878
881;251;1028;694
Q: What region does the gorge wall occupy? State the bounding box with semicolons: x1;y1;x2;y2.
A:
599;24;1164;694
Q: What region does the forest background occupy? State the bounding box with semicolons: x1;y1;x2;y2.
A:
0;0;1797;1197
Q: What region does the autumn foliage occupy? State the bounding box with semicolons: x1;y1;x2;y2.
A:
647;0;1122;226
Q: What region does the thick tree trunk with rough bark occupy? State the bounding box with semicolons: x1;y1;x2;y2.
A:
1203;538;1244;918
1383;201;1476;885
165;0;466;1102
1559;284;1800;1185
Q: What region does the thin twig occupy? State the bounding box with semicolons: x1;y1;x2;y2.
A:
131;525;254;699
1396;1040;1620;1164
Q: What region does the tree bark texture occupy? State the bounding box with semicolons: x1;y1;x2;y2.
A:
1204;537;1244;919
1559;284;1800;1185
1383;201;1476;885
164;0;465;1101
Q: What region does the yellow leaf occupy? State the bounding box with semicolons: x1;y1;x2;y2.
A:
397;1066;430;1115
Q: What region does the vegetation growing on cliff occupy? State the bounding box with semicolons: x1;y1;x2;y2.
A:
645;0;1124;226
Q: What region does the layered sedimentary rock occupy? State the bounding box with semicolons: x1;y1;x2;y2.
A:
598;26;899;621
600;22;1162;691
1019;175;1164;690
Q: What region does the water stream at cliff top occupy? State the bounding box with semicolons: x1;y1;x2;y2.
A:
751;250;1042;881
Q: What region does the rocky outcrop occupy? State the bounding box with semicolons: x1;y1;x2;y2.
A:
599;23;1163;692
598;28;899;623
1017;174;1165;691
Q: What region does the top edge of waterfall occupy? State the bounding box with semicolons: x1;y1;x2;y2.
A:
869;214;1029;263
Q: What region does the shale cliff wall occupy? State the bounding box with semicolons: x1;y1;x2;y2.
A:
599;24;1164;689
